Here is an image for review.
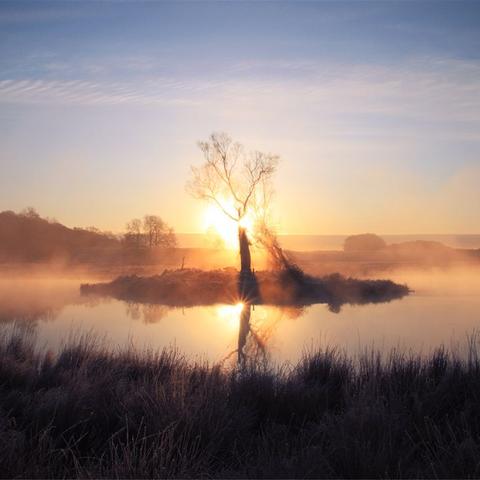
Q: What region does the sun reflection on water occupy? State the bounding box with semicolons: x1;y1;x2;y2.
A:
216;302;244;329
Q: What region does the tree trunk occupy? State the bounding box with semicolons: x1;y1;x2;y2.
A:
238;226;251;273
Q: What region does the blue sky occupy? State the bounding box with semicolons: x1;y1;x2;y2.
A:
1;0;479;234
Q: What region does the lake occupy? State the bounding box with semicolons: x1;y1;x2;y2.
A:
1;267;480;365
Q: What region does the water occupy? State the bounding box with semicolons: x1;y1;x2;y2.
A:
1;268;479;364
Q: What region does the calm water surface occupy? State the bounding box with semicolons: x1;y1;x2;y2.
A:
1;268;479;364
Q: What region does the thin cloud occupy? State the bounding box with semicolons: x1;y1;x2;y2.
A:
0;57;479;129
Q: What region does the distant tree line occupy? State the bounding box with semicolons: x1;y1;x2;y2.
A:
124;215;176;249
0;208;177;264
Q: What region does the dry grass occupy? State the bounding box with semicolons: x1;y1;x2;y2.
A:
1;328;480;478
81;268;409;311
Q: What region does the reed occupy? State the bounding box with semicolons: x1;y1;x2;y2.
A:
1;327;480;478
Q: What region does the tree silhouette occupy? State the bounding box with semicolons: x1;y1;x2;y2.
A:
125;218;143;248
187;132;278;273
125;215;176;249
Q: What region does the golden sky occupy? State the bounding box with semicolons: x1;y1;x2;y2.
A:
1;2;479;234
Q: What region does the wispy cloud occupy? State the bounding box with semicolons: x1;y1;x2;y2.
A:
1;57;479;131
0;78;203;106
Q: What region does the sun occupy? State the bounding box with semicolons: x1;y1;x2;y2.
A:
203;201;254;250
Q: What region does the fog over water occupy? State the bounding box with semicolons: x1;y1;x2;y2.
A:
1;264;479;365
178;234;480;251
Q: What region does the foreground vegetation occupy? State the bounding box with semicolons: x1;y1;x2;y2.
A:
2;330;480;478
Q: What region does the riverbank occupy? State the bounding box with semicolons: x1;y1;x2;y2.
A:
1;329;480;478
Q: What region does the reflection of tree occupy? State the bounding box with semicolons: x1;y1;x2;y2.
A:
125;302;169;324
142;304;169;324
126;302;141;320
233;302;305;368
237;303;257;366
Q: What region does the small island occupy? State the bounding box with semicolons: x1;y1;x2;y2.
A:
81;267;409;312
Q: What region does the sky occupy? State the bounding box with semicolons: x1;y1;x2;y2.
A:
1;0;479;235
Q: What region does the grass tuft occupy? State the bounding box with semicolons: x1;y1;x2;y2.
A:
1;328;480;478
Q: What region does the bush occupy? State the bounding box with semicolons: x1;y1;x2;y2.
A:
344;233;387;253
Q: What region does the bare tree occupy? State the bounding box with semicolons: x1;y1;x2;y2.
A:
125;218;143;248
187;132;278;273
158;225;177;248
143;215;176;249
20;207;40;219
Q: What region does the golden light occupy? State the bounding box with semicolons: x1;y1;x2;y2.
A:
216;302;244;329
203;200;255;249
238;211;254;231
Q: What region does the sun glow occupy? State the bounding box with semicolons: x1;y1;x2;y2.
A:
216;302;244;328
203;201;254;249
